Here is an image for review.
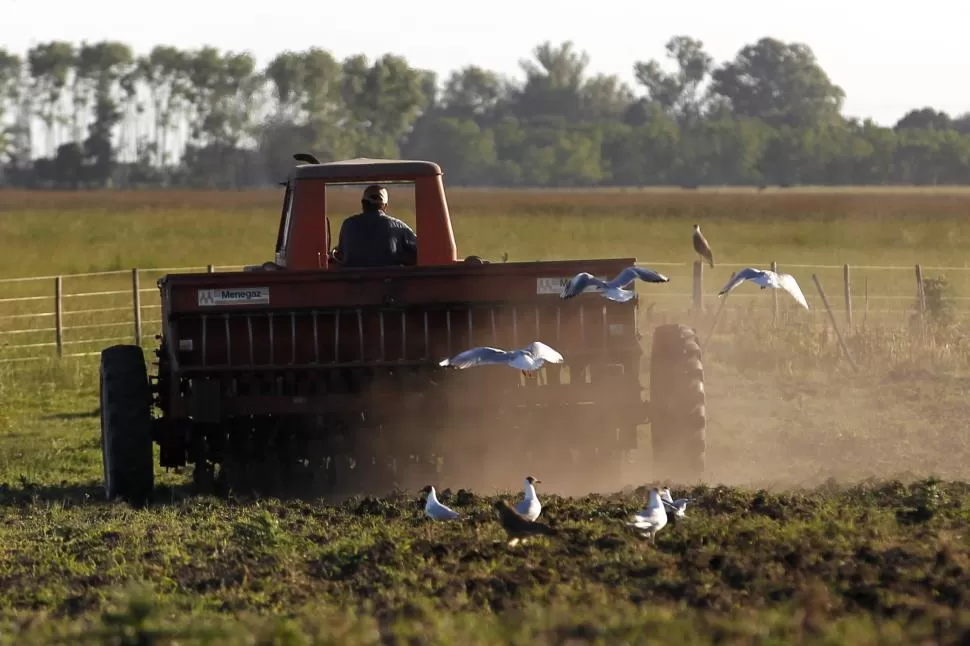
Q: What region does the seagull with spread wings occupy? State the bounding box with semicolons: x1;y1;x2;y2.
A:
661;487;695;519
438;341;564;378
718;267;810;310
560;266;669;303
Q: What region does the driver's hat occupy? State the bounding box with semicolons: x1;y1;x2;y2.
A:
362;184;388;206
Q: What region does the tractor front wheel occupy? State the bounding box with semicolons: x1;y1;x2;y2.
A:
100;345;155;505
649;324;707;483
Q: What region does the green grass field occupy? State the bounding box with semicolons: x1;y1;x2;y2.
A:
1;187;970;643
4;187;970;276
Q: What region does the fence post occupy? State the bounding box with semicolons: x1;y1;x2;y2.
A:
54;276;63;358
132;268;142;347
770;261;779;323
812;274;859;372
914;264;925;314
692;260;703;314
843;264;852;328
207;264;215;273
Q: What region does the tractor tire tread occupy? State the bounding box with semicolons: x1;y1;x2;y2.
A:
100;345;154;505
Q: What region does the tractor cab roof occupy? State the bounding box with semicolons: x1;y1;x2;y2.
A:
290;157;443;183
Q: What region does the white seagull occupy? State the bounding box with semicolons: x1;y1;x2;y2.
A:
420;485;459;521
515;475;542;521
560;266;670;303
660;487;695;518
438;341;564;378
626;487;668;543
718;267;810;310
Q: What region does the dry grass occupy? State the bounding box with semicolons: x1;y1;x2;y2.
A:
2;187;970;642
3;185;970;362
2;186;970;276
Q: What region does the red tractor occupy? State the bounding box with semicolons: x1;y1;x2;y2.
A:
98;155;707;504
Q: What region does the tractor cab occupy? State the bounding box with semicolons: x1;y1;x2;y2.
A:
269;154;460;271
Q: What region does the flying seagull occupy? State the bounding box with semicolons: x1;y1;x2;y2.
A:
660;487;695;519
420;485;459;521
560;266;669;303
718;267;810;310
515;475;543;521
626;488;668;543
692;224;715;268
438;341;564;378
493;499;558;547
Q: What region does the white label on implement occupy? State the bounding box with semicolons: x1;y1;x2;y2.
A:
197;287;270;306
536;276;606;295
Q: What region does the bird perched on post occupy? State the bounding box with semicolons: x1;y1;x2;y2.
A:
493;499;557;547
692;224;715;268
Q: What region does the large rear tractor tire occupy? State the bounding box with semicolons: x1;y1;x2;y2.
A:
649;324;707;483
100;345;155;506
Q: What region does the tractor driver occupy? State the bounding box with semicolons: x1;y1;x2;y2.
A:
330;184;418;267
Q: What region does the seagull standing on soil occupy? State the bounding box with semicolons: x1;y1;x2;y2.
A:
660;487;695;518
560;266;670;303
420;485;459;521
438;341;564;378
717;267;810;310
692;224;715;268
515;476;543;521
626;488;668;543
494;499;558;547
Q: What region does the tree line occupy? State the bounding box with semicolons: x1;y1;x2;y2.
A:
0;37;968;189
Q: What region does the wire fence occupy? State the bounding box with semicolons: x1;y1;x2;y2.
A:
0;260;965;364
0;265;244;364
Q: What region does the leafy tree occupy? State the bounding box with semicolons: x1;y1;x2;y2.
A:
0;49;24;165
1;35;969;188
710;37;845;129
634;36;714;123
439;65;510;125
894;108;952;131
514;41;590;122
26;41;76;156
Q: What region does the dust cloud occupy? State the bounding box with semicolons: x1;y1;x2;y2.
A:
435;363;970;497
211;359;970;502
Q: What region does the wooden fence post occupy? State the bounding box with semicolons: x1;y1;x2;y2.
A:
914;264;926;338
54;276;63;358
843;264;852;328
812;274;859;372
770;261;779;323
692;260;703;314
132;268;142;347
914;264;926;314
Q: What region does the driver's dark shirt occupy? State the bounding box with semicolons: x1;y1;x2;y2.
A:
334;208;417;267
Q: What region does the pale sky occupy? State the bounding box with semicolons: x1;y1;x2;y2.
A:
3;0;967;126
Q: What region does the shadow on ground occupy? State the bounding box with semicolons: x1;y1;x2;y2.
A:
41;407;101;421
0;481;202;508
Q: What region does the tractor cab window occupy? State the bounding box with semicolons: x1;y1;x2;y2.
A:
275;182;294;265
329;182;417;268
